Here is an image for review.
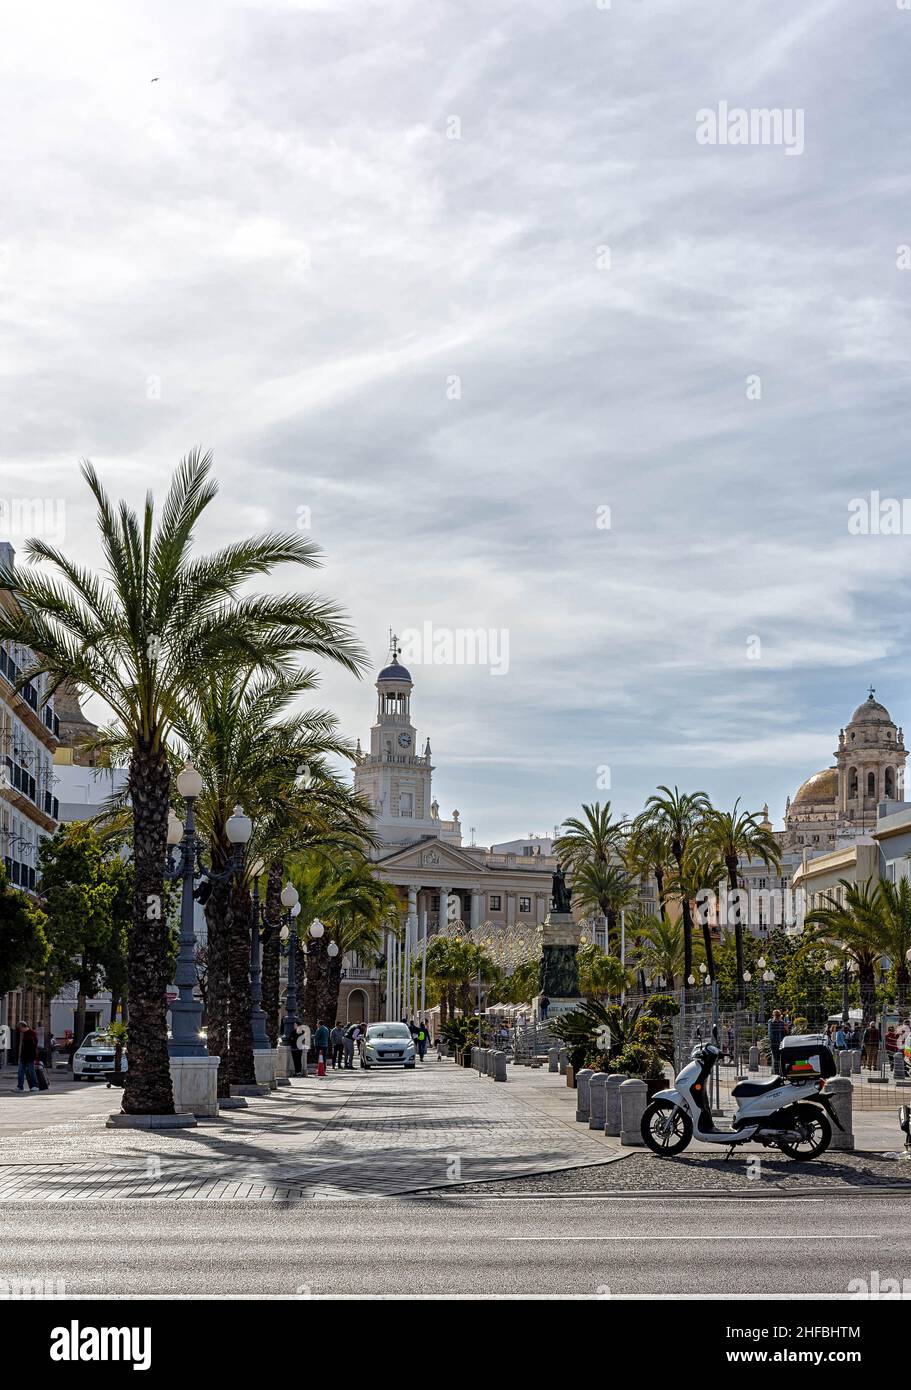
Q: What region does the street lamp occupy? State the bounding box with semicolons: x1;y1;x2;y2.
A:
165;761;250;1058
279;882;301;1051
248;859;270;1053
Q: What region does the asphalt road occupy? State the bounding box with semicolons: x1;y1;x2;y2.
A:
1;1194;908;1298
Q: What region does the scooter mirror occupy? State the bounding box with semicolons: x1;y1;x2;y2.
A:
712;1024;719;1041
695;1028;702;1042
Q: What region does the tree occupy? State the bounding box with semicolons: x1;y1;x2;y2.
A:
554;802;626;871
38;823;132;1047
571;862;637;947
0;451;364;1113
635;912;690;990
806;877;911;1014
0;867;48;996
625;819;671;920
641;786;710;986
577;941;632;999
701;800;781;1006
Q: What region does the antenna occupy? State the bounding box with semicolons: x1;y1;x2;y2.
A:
470;826;476;846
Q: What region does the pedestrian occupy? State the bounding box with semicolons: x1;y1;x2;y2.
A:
416;1020;427;1062
835;1021;847;1052
329;1021;345;1070
16;1021;39;1093
540;993;550;1021
767;1010;788;1074
342;1023;357;1069
863;1018;880;1070
313;1019;330;1070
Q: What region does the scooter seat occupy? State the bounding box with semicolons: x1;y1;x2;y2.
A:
731;1077;782;1099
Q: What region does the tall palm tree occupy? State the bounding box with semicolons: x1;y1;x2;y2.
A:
554;801;626;871
806;878;884;1023
701;800;781;1006
665;838;725;983
636;913;688;990
0;452;364;1114
641;786;710;987
626;817;672;920
571;862;637;949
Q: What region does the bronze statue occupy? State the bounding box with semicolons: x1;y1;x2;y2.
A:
551;865;572;914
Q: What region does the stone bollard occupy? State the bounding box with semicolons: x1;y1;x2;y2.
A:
748;1045;759;1072
838;1049;852;1077
493;1050;507;1081
558;1047;568;1076
895;1050;907;1081
825;1075;854;1151
548;1047;559;1073
619;1078;648;1147
484;1049;493;1075
604;1074;627;1137
851;1048;862;1075
589;1073;609;1131
575;1068;594;1123
471;1047;478;1070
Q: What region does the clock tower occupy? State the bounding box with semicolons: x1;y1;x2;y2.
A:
354;635;446;846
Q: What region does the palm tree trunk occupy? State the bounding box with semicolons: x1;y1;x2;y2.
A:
861;968;877;1020
655;865;667;921
228;879;255;1085
728;861;745;1006
261;863;282;1046
205;874;232;1098
303;939;325;1030
122;742;174;1115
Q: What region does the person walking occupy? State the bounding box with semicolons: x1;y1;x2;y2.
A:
863;1018;880;1071
343;1023;357;1070
313;1020;330;1071
835;1021;847;1053
329;1021;345;1070
767;1010;788;1074
16;1021;39;1093
539;994;550;1021
415;1020;428;1062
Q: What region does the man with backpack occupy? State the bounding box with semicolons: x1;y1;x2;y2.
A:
415;1020;428;1062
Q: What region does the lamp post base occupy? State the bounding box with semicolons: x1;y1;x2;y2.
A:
253;1049;276;1090
169;1055;221;1117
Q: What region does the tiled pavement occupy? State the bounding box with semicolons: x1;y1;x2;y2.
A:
0;1059;620;1202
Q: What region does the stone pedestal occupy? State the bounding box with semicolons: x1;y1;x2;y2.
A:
492;1051;507;1081
619;1077;647;1146
825;1076;854;1151
231;1082;270;1097
254;1050;276;1090
273;1046;292;1086
748;1045;759;1072
604;1074;627;1137
107;1111;198;1129
558;1047;568;1075
838;1049;852;1076
535;912;583;1020
575;1068;594;1123
850;1049;862;1075
170;1054;221;1118
589;1072;608;1130
548;1047;559;1073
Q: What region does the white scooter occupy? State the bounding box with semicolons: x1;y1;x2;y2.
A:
640;1028;841;1160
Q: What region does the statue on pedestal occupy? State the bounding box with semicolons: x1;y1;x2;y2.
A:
551;865;572;914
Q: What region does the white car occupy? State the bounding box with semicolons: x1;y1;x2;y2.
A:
361;1022;416;1069
73;1032;128;1080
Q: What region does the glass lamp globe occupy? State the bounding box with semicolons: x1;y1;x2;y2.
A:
743;971;752;983
166;813;184;846
250;858;265;879
327;941;339;958
699;962;707;974
757;956;766;970
687;975;696;986
310;918;325;939
291;903;301;917
280;924;290;942
281;882;299;909
176;757;204;800
226;804;252;845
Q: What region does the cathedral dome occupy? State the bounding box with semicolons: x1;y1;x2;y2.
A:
378;660;412;682
849;693;892;725
792;768;838;806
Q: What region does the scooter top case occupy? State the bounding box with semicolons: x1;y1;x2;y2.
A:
778;1033;836;1079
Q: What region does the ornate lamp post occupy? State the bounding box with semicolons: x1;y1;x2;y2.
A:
279;883;301;1048
248;860;271;1053
165;759;250;1058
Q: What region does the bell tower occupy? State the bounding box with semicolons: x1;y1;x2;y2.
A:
354;634;435;842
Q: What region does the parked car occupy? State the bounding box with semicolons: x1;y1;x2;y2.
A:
361;1022;416;1069
73;1032;128;1080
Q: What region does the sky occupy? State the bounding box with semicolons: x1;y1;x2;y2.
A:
1;0;910;845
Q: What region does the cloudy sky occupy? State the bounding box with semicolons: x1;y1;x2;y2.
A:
1;0;910;844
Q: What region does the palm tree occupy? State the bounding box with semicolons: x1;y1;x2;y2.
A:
701;800;781;1005
636;913;687;990
626;817;672;920
641;786;710;987
806;878;884;1023
0;452;364;1114
577;941;633;999
554;801;626;871
571;862;637;949
665;837;725;983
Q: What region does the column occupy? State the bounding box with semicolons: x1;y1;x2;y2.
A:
506;892;516;926
439;886;450;930
419;909;427;1015
470;888;482;932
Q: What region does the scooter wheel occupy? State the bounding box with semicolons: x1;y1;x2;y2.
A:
641;1099;693;1156
777;1105;831;1161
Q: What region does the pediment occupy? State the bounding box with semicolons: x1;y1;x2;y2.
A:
375;839;487;874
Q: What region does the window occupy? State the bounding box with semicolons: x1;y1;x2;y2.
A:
867;771;876;798
519;896;531;914
399;791;414;817
489;895;501;911
522;846;534;856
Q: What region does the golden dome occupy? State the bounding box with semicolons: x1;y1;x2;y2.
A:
792;768;838;806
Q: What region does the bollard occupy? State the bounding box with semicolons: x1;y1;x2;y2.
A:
575;1068;594;1123
589;1073;609;1131
748;1045;759;1072
558;1047;568;1076
493;1050;507;1081
619;1078;648;1147
485;1048;493;1075
548;1047;559;1073
471;1047;478;1070
838;1049;852;1077
825;1075;854;1151
895;1050;907;1081
604;1074;627;1137
851;1048;862;1075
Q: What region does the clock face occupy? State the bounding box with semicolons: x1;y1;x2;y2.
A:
398;732;412;748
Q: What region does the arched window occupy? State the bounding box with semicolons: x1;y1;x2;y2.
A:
886;767;895;798
867;770;876;799
848;767;858;798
